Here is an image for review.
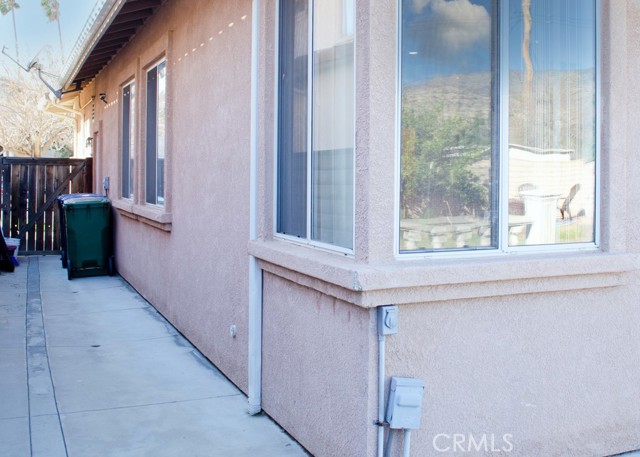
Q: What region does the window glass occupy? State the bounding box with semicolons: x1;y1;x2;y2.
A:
145;61;166;206
312;0;354;249
157;61;166;205
121;82;135;199
277;0;355;250
277;0;308;238
508;0;596;245
399;0;597;253
400;0;495;251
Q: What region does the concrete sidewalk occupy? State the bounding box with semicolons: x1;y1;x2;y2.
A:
0;256;307;457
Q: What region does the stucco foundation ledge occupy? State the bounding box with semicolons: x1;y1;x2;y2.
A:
248;240;640;308
112;199;172;231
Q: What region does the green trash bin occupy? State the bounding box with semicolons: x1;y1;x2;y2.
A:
62;196;114;280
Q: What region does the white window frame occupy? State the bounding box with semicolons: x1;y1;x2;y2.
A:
121;79;136;200
145;59;167;207
273;0;357;256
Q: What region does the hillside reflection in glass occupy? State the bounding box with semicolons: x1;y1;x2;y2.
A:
400;0;596;252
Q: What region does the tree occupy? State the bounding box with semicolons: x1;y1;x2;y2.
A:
0;0;20;62
401;102;490;219
0;71;74;157
41;0;64;64
521;0;534;147
522;0;532;95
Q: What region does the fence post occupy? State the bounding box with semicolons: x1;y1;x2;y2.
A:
1;158;10;236
84;157;94;193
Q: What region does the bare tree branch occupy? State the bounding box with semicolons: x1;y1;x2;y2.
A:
0;71;73;157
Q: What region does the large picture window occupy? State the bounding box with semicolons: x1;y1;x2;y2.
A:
277;0;355;251
121;82;135;199
399;0;597;253
146;60;166;206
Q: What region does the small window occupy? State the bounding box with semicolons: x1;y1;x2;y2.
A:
146;60;166;206
121;82;135;199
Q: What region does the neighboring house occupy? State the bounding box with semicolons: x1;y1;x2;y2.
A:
54;0;640;456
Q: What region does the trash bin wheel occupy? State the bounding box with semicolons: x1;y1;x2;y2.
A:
108;256;115;276
66;259;72;281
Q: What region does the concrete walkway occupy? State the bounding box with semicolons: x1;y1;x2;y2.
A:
0;256;308;457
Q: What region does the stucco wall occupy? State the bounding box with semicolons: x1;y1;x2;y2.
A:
262;273;378;457
86;0;254;391
386;288;640;457
253;0;640;456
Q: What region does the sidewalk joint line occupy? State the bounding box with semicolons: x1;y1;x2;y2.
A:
26;258;33;457
61;393;243;416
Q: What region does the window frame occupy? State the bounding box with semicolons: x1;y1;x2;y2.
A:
111;41;172;232
273;0;357;256
145;58;167;207
394;0;601;258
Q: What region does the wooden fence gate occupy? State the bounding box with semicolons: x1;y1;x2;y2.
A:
1;157;93;255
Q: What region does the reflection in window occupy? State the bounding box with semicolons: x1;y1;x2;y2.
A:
508;0;595;246
399;0;597;253
400;0;495;251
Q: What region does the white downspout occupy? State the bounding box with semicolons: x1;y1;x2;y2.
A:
248;0;262;416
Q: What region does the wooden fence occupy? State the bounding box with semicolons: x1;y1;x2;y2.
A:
1;157;93;255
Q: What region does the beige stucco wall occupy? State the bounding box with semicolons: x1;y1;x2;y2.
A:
386;289;640;457
85;0;254;391
261;273;378;457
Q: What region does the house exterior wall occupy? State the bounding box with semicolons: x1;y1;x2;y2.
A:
261;272;378;457
78;0;640;456
85;0;254;391
251;0;640;456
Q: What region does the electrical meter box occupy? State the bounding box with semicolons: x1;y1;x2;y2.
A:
385;377;425;430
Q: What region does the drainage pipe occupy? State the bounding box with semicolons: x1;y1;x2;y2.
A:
247;0;262;416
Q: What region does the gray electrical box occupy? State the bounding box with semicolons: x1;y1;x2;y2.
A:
377;305;398;336
386;377;425;430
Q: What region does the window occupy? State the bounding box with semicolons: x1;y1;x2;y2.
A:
399;0;597;253
277;0;355;251
146;60;166;206
121;82;135;199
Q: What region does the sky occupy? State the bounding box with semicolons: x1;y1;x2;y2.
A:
402;0;596;84
0;0;97;75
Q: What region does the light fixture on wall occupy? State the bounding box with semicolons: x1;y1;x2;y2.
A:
99;93;108;104
86;137;93;147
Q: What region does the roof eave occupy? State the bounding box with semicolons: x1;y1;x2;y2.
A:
59;0;127;91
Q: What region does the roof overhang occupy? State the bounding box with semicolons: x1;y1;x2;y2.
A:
59;0;164;93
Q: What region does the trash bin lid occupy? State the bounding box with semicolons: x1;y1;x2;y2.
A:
62;196;111;206
58;193;106;203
